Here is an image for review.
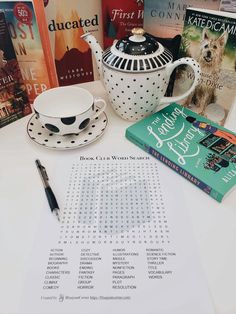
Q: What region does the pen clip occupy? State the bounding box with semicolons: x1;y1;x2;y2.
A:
40;164;49;181
36;159;49;186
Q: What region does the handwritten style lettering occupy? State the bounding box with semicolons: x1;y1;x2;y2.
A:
147;106;204;165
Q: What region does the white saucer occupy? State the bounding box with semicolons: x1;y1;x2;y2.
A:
27;109;108;150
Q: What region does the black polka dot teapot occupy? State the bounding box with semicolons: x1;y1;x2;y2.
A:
81;28;201;121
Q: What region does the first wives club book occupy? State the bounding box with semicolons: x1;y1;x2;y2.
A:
126;103;236;202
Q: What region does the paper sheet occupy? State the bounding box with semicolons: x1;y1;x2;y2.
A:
20;155;215;314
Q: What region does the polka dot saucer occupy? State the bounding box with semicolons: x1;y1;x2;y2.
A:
27;108;108;150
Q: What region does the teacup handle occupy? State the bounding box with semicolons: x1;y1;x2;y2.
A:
160;57;201;105
91;97;107;119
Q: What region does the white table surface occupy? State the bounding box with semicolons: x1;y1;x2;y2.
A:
0;80;236;314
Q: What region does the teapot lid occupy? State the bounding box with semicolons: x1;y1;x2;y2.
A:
115;28;159;55
102;28;173;73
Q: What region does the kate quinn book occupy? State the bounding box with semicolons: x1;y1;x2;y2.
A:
173;8;236;126
0;12;31;128
126;103;236;202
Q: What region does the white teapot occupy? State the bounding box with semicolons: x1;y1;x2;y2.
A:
82;28;201;121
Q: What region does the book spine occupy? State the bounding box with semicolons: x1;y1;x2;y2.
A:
125;130;223;202
33;0;58;88
144;0;221;38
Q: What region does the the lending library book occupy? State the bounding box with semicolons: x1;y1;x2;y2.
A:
173;8;236;126
44;0;103;86
0;0;58;103
143;0;221;38
0;12;31;128
102;0;144;49
126;103;236;202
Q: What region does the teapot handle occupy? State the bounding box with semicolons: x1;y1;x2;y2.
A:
160;58;201;104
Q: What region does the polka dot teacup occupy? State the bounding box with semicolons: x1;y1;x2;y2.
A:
33;86;106;136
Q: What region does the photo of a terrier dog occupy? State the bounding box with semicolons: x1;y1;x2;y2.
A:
184;28;228;114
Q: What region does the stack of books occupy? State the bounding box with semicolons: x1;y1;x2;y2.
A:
1;1;236;163
0;0;58;127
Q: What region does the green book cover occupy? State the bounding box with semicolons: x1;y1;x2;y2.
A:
126;103;236;202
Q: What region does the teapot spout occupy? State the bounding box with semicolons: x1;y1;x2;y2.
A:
81;32;103;79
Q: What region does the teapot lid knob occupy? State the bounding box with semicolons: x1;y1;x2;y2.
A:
132;28;145;36
130;28;145;42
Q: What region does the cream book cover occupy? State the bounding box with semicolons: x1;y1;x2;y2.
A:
44;0;103;86
144;0;221;38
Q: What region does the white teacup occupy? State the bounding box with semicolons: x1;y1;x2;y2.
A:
33;86;106;135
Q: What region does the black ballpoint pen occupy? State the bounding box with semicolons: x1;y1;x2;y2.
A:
35;159;60;222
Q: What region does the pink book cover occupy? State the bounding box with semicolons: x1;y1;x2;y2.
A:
102;0;144;49
0;0;58;103
0;11;31;128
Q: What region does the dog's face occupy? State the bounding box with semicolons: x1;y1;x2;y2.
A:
199;28;228;68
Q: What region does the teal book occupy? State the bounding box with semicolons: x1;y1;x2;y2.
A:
126;103;236;202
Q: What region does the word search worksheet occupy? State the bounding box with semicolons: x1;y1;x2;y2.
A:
20;155;215;314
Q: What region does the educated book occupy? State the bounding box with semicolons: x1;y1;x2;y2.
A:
0;12;31;128
0;0;58;103
102;0;144;49
44;0;103;86
173;8;236;125
126;103;236;202
143;0;221;38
